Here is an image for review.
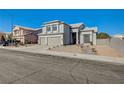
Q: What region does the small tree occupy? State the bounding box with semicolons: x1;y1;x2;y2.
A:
1;35;5;42
25;40;28;47
97;32;110;39
8;33;13;40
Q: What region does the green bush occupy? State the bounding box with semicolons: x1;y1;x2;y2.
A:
97;32;110;39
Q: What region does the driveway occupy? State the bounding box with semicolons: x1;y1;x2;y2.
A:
0;48;124;84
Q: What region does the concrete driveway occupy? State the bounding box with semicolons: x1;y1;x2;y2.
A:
0;48;124;84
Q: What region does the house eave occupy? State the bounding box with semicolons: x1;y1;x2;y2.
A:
80;27;98;32
38;32;64;36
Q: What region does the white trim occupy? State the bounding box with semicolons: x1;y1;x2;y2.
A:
80;27;98;32
80;31;97;45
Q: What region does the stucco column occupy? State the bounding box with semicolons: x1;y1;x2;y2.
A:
45;37;48;46
76;32;79;44
80;33;84;44
51;25;53;33
90;34;93;42
57;24;59;32
93;33;96;45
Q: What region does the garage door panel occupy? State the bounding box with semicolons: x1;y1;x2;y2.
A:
48;36;61;46
40;37;46;47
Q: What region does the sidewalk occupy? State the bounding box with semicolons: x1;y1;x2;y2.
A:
0;45;124;65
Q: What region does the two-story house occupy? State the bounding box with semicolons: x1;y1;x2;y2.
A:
12;26;38;44
38;20;97;47
38;20;71;47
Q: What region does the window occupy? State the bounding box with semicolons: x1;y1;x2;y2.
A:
14;30;18;35
52;25;57;31
46;26;51;32
83;34;90;43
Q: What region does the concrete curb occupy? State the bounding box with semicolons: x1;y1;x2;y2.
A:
0;47;124;65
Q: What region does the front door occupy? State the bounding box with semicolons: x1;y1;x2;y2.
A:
72;32;76;44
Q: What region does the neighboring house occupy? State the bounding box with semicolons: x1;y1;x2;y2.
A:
12;26;38;44
0;32;5;42
4;32;11;40
112;34;124;40
35;28;42;34
38;20;97;47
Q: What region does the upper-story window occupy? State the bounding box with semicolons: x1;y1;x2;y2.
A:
14;30;19;35
46;26;51;32
52;25;57;31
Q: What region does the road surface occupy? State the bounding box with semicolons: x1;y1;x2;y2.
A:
0;48;124;84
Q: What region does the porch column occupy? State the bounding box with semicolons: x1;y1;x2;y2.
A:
93;33;96;45
76;32;79;44
51;25;53;33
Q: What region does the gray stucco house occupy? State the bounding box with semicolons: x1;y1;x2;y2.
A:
38;20;97;47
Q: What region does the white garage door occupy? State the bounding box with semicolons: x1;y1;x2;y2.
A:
40;37;46;47
48;36;61;47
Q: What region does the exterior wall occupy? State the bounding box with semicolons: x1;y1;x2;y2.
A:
97;39;110;46
110;38;124;55
80;31;93;44
42;22;64;34
42;27;46;34
13;28;25;43
59;24;64;33
12;26;38;44
38;35;41;44
80;28;97;45
40;22;69;46
93;33;96;45
63;24;71;45
97;38;124;55
21;36;25;43
24;34;38;43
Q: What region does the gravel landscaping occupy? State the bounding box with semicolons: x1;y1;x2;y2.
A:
51;45;124;58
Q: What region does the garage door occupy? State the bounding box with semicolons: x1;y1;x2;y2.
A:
48;36;61;47
40;37;46;47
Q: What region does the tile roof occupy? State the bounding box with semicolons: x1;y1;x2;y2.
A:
14;25;35;30
70;23;84;28
44;20;62;24
80;27;98;32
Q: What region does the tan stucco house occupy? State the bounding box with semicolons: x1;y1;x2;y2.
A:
38;20;97;47
12;26;38;44
38;20;71;47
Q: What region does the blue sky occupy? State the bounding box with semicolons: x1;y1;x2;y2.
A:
0;9;124;35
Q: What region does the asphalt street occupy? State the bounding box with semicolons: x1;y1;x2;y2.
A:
0;48;124;84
